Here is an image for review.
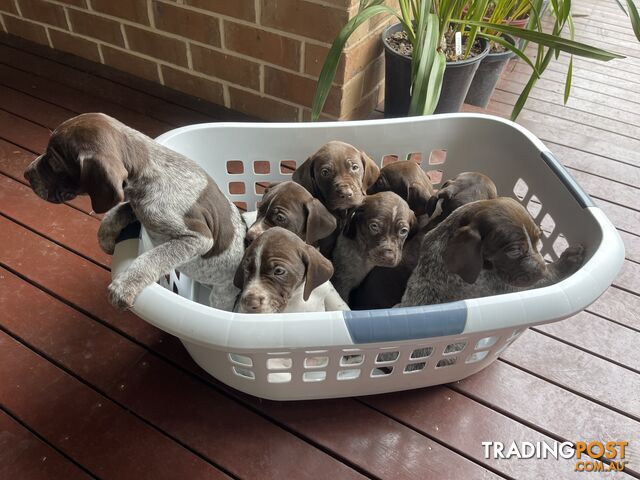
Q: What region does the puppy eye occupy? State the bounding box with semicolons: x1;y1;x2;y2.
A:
399;227;409;237
274;213;287;224
273;266;287;276
369;223;380;234
506;246;522;259
350;163;360;172
320;168;331;177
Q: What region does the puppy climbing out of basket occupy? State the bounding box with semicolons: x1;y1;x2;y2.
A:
292;141;380;213
242;181;337;246
400;197;586;307
233;227;349;313
332;191;416;302
23;113;245;312
351;170;498;310
366;160;436;220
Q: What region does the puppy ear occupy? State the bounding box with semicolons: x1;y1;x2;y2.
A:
304;198;337;244
80;153;127;213
292;157;318;197
343;206;362;239
444;225;483;284
360;151;380;191
407;210;418;239
407;182;434;216
301;246;334;301
425;188;450;217
233;261;245;290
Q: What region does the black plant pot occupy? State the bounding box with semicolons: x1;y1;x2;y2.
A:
464;35;516;108
382;23;490;117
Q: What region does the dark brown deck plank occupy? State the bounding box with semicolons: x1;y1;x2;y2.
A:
0;268;367;480
0;411;93;480
0;333;231;480
0;84;76;129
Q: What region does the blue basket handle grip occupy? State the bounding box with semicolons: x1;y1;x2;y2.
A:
541;151;594;208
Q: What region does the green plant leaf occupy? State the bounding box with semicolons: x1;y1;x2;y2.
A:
477;33;541;75
511;72;538;120
422;51;447;114
310;4;397;120
627;0;640;41
452;20;625;60
564;55;573;103
409;13;440;115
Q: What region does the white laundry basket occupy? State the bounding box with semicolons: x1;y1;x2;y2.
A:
111;114;624;401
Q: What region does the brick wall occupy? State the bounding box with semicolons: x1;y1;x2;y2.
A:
0;0;389;121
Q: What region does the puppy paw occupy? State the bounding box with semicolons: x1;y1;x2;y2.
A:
98;226;120;255
556;243;586;278
107;279;137;310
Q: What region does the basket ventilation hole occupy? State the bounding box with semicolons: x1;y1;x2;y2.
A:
229;182;245;195
513;178;528;200
426;170;443;184
444;342;466;355
436;357;457;368
267;372;291;383
340;354;364;366
411;347;434;359
255;182;269;195
226;160;244;174
552;235;569;257
233;201;248;211
466;351;489;364
382;155;399;166
407;152;422;163
475;336;499;350
540;213;556;237
404;362;427;373
376;351;399;363
526;195;542;219
233;366;255;380
303;371;326;382
428;149;447;165
229;353;253;367
304;356;329;368
267;358;292;370
280;160;297;174
337;369;361;381
253;161;270;174
371;366;393;377
172;283;179;294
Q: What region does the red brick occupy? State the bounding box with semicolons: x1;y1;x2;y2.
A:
125;25;188;67
184;0;255;21
102;45;160;82
191;44;260;90
229;87;299;121
49;29;101;62
18;0;67;28
0;0;18;14
91;0;149;25
304;43;346;80
260;0;349;43
68;8;124;47
264;66;341;116
161;65;224;105
3;15;48;44
152;1;220;46
56;0;87;6
224;20;300;70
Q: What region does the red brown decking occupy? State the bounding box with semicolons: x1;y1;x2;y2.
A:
1;1;639;476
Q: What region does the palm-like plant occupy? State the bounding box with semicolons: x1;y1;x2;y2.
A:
311;0;630;121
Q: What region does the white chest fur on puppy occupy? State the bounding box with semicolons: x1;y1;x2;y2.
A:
234;227;349;314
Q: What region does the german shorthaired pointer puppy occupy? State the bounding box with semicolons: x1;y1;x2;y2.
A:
23;113;245;311
292;140;380;213
331;191;416;302
367;160;436;218
233;227;348;313
400;197;585;306
243;181;336;246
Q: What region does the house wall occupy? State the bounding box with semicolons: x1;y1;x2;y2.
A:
0;0;390;120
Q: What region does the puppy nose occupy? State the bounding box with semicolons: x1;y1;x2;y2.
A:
244;293;266;310
337;185;353;199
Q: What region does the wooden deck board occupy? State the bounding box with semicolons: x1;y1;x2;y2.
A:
1;0;639;475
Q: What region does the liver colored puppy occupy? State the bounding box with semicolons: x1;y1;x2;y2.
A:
24;113;245;311
400;197;585;306
292;140;380;213
331;191;416;302
243;181;336;246
233;227;348;313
